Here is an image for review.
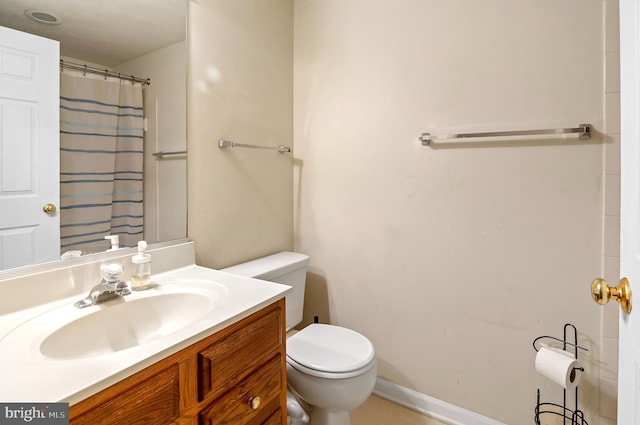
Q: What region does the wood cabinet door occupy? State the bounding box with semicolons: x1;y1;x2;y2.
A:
71;365;180;425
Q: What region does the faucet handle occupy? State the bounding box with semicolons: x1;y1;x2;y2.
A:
100;263;124;283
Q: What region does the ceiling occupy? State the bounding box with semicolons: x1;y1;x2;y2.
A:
0;0;186;67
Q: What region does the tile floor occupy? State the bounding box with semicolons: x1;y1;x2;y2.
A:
350;395;450;425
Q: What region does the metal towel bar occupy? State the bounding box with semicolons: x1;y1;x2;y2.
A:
420;123;592;146
152;150;187;159
218;139;291;153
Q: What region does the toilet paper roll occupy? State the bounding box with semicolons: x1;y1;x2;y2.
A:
535;345;582;389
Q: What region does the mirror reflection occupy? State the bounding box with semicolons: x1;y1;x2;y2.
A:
0;0;187;271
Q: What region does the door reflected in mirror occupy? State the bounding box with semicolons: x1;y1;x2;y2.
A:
0;0;187;271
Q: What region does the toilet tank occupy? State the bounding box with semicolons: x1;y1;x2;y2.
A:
221;252;309;331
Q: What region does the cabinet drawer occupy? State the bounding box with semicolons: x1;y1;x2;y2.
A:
71;364;179;425
198;306;282;400
199;355;282;425
262;409;283;425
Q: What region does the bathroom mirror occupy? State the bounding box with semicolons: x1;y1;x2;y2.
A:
0;0;187;271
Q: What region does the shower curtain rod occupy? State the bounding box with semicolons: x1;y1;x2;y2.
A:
60;60;151;85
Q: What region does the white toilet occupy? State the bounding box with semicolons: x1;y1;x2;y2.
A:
222;252;377;425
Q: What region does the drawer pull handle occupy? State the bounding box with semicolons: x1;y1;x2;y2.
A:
248;396;261;410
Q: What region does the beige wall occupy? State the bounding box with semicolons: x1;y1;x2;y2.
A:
116;41;188;245
187;0;294;269
187;0;610;423
293;1;604;424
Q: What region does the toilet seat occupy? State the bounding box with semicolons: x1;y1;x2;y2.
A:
286;355;376;380
287;324;375;379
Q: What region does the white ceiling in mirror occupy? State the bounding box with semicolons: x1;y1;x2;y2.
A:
0;0;185;67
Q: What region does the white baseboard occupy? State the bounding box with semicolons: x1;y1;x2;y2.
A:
373;377;507;425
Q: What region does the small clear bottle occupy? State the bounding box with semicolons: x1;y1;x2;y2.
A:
131;241;152;290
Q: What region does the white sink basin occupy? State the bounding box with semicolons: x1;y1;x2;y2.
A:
1;279;229;360
41;290;215;359
0;262;291;404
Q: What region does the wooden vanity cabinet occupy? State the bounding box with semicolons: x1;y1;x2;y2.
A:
69;299;287;425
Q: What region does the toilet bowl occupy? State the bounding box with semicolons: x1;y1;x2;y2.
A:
286;324;377;425
221;252;376;425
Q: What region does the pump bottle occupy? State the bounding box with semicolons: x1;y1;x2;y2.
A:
131;241;151;290
104;235;120;251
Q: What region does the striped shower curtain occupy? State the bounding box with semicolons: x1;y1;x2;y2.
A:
59;72;144;255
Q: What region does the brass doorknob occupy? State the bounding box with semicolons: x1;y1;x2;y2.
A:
591;277;632;314
42;203;57;214
248;396;261;410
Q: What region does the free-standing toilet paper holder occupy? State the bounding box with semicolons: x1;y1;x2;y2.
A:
532;323;589;425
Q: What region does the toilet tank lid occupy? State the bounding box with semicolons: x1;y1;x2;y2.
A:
220;251;309;280
287;324;375;373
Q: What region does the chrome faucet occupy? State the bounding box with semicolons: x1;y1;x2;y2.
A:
74;263;131;308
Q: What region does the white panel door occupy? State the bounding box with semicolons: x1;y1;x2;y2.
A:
0;26;59;270
619;0;640;422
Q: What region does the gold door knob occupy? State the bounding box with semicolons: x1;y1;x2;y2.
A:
42;203;57;214
591;277;632;314
248;396;261;410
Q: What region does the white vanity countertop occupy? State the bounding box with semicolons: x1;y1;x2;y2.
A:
0;264;290;404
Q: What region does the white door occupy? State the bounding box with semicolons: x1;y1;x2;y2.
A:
619;0;640;422
0;26;59;270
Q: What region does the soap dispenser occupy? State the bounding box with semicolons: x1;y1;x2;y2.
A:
131;241;152;290
104;235;120;251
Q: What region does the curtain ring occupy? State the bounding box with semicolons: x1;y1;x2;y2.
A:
83;64;87;77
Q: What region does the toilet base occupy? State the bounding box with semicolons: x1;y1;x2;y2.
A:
309;408;351;425
288;391;310;425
